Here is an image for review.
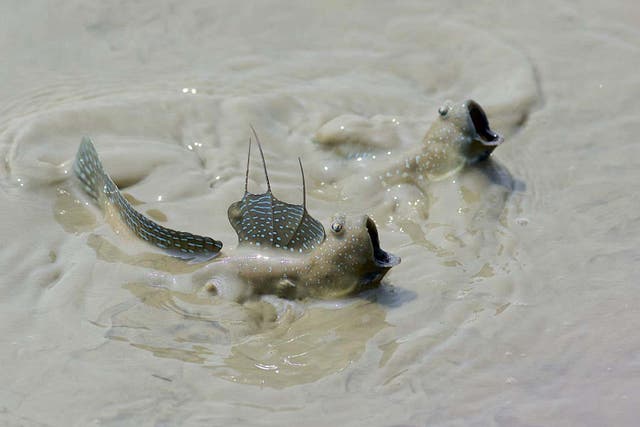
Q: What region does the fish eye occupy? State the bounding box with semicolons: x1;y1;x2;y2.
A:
331;221;344;233
438;106;449;117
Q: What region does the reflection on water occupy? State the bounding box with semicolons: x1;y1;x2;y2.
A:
53;187;97;233
97;281;388;388
396;218;453;257
474;159;522;192
218;301;388;388
145;208;167;222
86;234;211;274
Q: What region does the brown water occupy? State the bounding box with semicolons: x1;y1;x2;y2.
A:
1;1;639;426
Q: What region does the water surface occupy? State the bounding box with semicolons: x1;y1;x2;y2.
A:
1;1;638;426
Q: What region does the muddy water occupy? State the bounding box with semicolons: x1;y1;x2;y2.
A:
1;1;639;426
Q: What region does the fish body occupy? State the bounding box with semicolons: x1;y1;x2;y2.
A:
378;99;503;187
74;133;399;300
196;214;396;301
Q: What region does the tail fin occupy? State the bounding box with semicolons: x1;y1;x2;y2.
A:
74;137;105;200
74;137;222;261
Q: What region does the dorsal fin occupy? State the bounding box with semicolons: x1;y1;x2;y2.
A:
298;157;306;209
244;137;251;193
250;125;271;192
228;129;325;253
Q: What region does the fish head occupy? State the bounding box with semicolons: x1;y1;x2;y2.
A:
432;99;503;163
308;214;400;298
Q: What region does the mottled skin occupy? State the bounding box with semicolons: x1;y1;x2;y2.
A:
378;99;503;188
75;137;399;301
197;214;397;301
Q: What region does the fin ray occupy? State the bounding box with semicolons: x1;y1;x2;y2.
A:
227;130;325;252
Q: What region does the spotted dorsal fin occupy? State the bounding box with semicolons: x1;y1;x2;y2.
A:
227;129;325;252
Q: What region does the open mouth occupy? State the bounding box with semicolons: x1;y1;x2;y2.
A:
366;217;401;268
467;100;503;146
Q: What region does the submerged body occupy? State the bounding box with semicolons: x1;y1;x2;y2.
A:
338;100;503;199
196;214;394;300
330;100;504;224
378;99;503;186
74;136;399;300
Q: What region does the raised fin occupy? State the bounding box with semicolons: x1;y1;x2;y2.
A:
74;136;104;200
228;129;325;253
250;125;271;192
244;137;251;193
298;157;306;209
74;137;222;261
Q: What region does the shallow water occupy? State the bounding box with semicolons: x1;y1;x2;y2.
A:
1;1;639;426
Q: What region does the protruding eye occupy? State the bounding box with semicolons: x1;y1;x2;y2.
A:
331;221;344;233
438;105;449;117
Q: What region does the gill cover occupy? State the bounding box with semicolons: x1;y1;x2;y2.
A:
228;128;326;252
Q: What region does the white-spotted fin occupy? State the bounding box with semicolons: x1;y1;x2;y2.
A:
74;137;222;261
227;129;325;253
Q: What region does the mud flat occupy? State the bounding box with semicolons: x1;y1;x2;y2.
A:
0;1;638;426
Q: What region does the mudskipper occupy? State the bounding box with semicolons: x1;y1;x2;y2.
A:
74;130;400;300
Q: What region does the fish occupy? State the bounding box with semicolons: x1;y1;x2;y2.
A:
73;130;400;300
378;99;503;187
332;99;503;221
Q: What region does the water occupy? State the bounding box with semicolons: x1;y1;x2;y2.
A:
1;1;639;426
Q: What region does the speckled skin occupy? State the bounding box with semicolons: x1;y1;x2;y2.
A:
75;138;399;301
196;214;398;301
378;99;503;189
